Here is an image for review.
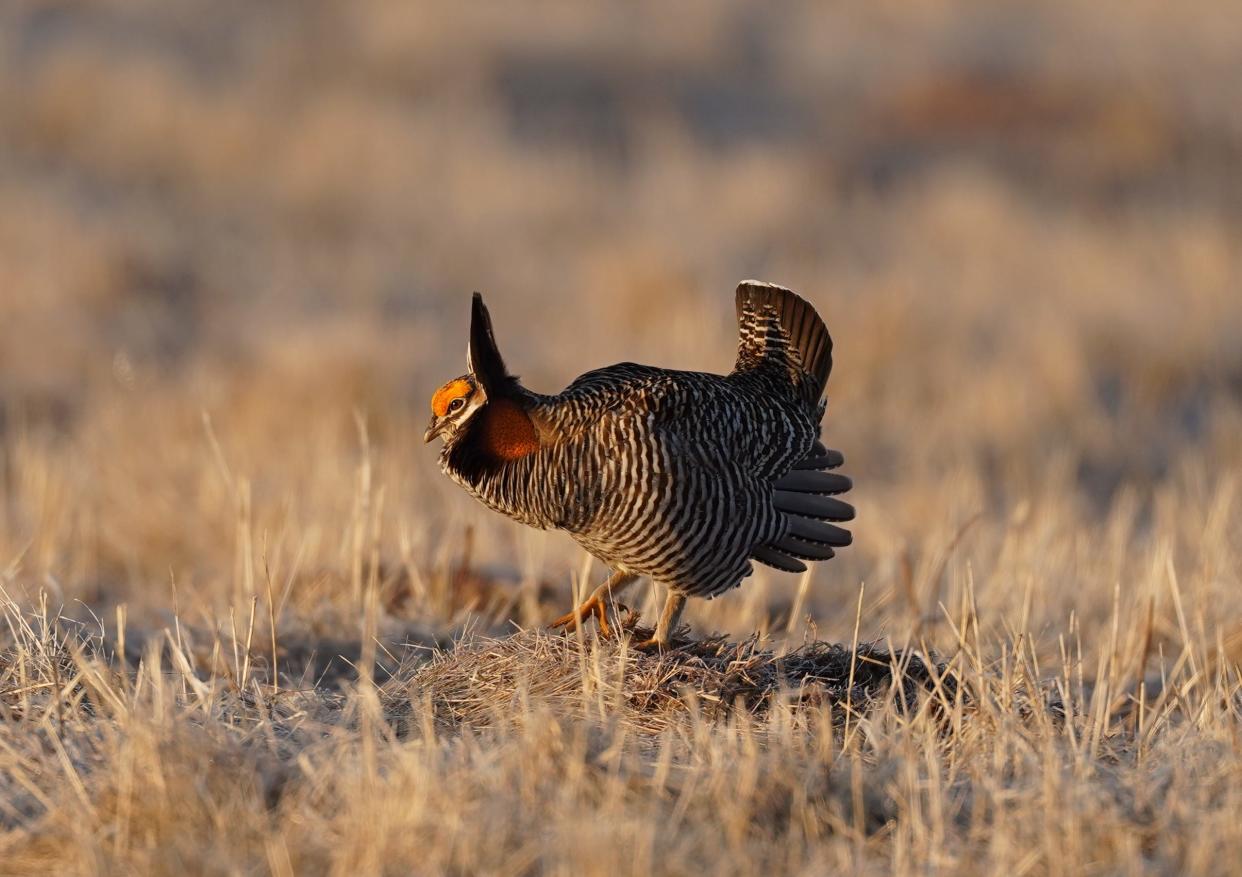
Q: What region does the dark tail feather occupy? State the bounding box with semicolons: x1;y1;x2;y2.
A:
751;545;808;574
774;469;853;495
786;516;852;547
791;448;845;471
773;536;836;561
773;490;855;522
734;281;833;401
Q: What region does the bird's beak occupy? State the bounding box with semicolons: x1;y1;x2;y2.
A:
423;415;444;444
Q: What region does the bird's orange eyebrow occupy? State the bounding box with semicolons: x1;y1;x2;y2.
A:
431;379;473;416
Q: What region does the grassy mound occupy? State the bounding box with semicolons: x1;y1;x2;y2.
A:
385;622;953;735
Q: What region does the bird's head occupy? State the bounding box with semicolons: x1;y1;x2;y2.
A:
424;374;486;444
424;292;512;445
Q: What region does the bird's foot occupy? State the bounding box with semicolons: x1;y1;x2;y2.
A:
631;636;670;653
548;596;626;638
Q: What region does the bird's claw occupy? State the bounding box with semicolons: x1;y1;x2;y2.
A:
548;596;627;638
631;637;670;653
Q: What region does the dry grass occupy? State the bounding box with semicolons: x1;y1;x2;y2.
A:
397;624;953;736
1;1;1241;874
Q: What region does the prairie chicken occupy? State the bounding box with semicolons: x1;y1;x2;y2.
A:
425;281;853;648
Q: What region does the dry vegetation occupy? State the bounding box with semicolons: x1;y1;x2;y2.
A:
1;1;1241;874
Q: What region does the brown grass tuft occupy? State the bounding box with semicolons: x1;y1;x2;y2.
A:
393;625;952;737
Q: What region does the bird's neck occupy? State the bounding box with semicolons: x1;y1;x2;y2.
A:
444;397;541;485
475;399;540;461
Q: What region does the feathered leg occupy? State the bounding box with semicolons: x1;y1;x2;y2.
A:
635;591;687;651
549;570;637;637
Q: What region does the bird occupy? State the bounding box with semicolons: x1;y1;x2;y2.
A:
424;281;853;649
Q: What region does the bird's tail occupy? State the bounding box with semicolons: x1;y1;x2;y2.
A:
733;280;833;402
752;449;853;573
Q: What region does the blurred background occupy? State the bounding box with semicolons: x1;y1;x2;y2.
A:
1;1;1240;655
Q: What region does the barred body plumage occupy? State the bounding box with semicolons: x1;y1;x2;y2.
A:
426;281;853;645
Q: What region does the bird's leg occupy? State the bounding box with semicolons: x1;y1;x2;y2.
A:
549;571;636;637
634;591;687;652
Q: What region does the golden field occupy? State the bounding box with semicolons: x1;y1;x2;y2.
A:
1;2;1240;874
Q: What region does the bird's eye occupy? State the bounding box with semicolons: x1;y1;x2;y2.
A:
448;397;466;413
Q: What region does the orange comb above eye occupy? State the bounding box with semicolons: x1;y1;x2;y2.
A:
431;378;473;416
